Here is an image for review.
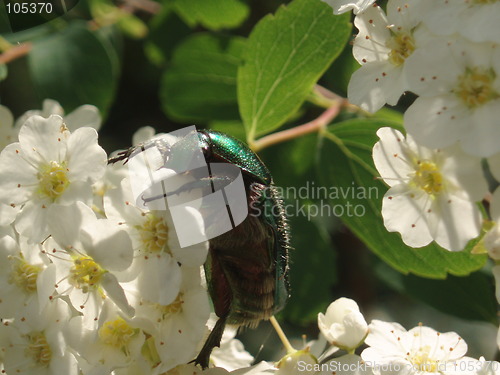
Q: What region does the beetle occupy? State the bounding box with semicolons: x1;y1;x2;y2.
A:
109;129;290;368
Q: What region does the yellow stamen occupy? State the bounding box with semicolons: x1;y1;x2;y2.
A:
387;32;416;67
37;161;70;200
24;332;52;367
99;318;136;350
454;67;498;108
412;161;443;195
136;213;169;254
9;256;42;293
69;256;105;293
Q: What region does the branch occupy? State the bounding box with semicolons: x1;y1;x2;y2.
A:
0;0;161;65
0;42;32;64
121;0;161;14
251;99;345;152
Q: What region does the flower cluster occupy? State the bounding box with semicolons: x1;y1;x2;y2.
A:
0;111;497;375
322;0;500;253
0;103;254;375
321;0;500;354
256;297;497;375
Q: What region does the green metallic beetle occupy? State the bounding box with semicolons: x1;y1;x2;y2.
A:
109;129;290;368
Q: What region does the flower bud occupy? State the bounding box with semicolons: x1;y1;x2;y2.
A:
318;298;368;351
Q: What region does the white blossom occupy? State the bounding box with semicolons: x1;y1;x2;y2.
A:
373;127;486;251
64;299;145;375
126;267;210;373
421;0;500;44
348;0;431;113
0;115;107;242
1;298;79;375
46;201;134;323
317;298;368;351
15;99;102;132
321;0;376;15
0;235;56;319
211;322;254;371
317;354;374;375
361;320;468;375
104;177;208;305
404;38;500;157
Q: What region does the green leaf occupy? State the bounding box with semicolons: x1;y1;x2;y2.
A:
144;6;191;66
0;63;7;82
28;22;118;114
376;263;498;324
405;271;498;324
238;0;351;140
209;120;247;142
281;214;337;325
172;0;249;30
318;119;487;278
160;33;245;123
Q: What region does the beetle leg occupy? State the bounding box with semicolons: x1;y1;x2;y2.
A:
192;315;228;369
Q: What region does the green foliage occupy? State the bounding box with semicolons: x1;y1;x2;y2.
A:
0;63;6;81
28;22;119;114
238;0;351;140
319;119;487;278
160;33;245;123
1;0;495;334
144;7;191;66
171;0;249;30
260;134;338;325
283;214;337;324
377;264;498;324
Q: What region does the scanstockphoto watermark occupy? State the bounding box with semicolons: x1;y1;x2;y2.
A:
250;181;379;220
296;360;500;373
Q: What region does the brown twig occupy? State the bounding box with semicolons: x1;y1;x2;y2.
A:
121;0;161;14
251;99;345;152
0;0;161;65
0;42;32;64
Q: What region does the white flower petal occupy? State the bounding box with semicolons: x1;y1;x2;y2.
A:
322;0;376;15
461;101;500;157
80;219;133;271
18;115;67;165
66;127;107;182
404;96;468;150
64;105;102;131
352;5;390;64
48;202;97;248
348;62;403;113
100;273;135;317
373;128;416;187
137;254;182;305
382;185;433;248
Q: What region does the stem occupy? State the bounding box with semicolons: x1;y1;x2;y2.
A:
0;42;32;64
122;0;162;14
0;0;161;65
251;99;344;152
269;316;295;354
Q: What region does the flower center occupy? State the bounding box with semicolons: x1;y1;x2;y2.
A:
412;161;443;195
24;332;52;367
37;161;70;200
408;345;439;372
387;31;415;66
136;213;169;254
161;292;184;317
98;318;136;350
454;67;498;108
9;257;42;294
69;256;105;293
